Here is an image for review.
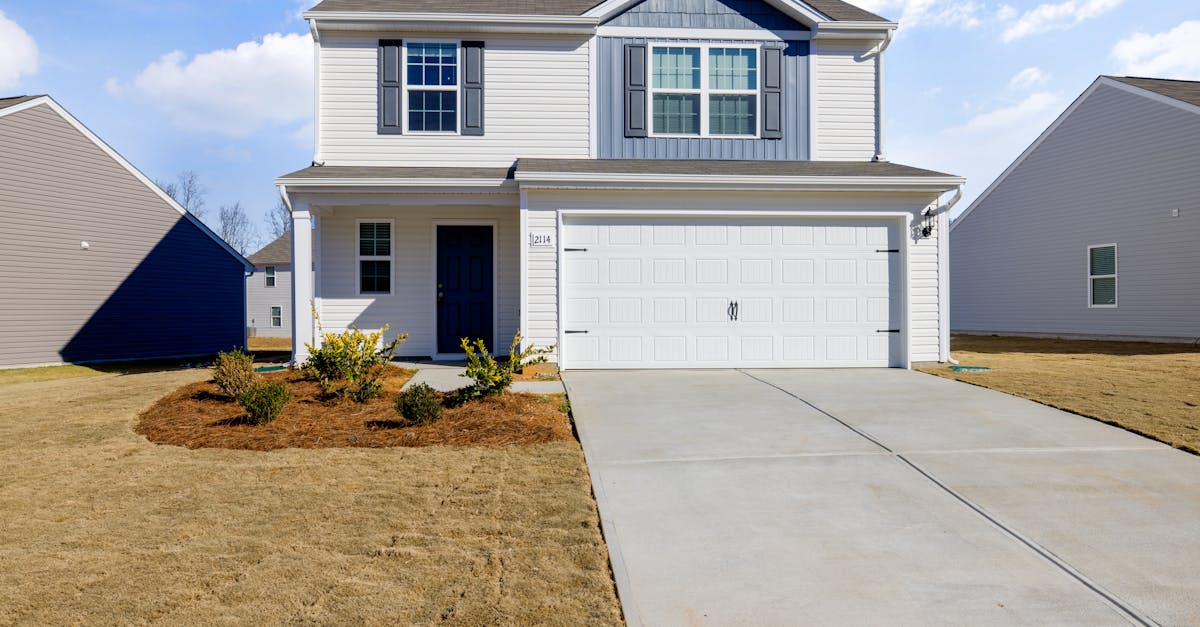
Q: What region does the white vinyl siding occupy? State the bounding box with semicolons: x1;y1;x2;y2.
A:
248;264;292;338
951;83;1200;341
811;39;878;161
316;205;520;358
317;33;590;166
523;189;944;365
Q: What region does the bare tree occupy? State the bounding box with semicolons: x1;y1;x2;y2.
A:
265;198;293;240
218;202;260;255
156;171;208;221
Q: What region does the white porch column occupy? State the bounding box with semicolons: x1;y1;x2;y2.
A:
291;202;315;363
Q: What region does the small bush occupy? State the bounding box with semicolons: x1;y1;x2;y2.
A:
396;383;442;425
237;381;291;425
455;330;556;402
213;349;257;400
305;325;407;402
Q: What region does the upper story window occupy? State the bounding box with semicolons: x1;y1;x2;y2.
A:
407;43;458;133
650;45;759;138
265;265;276;287
1088;244;1117;307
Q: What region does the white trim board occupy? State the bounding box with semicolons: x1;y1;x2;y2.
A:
952;76;1200;232
597;26;813;41
0;96;252;270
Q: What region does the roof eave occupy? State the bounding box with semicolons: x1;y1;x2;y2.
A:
304;11;600;34
811;20;897;39
515;172;964;192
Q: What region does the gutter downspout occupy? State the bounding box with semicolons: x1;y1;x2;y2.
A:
872;30;894;162
932;186;963;363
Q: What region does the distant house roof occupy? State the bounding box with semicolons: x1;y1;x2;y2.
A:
307;0;887;21
1107;76;1200;109
248;232;292;266
0;95;46;111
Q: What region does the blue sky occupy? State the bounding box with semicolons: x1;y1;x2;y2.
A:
1;0;1197;250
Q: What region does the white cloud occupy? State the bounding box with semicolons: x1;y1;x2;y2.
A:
1112;21;1200;80
109;32;313;137
0;10;39;90
889;92;1066;216
1001;0;1122;42
1008;67;1050;90
851;0;985;31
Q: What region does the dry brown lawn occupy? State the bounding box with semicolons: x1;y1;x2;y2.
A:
0;370;622;625
919;335;1200;454
248;336;293;352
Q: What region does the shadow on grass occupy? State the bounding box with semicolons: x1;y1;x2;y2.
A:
951;335;1200;357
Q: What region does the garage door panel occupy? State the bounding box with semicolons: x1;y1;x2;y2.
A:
562;217;902;369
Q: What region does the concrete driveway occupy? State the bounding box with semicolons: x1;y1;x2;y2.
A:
563;369;1200;626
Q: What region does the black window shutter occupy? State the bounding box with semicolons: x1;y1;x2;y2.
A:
378;39;403;134
761;44;784;140
461;41;485;136
624;43;648;138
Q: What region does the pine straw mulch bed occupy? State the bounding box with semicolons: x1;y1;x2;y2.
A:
135;367;574;451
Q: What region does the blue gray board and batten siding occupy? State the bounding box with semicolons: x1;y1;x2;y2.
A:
599;0;809;160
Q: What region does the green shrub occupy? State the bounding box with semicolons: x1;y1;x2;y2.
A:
455;330;556;402
396;383;442;425
213;349;257;400
304;325;407;402
237;381;291;425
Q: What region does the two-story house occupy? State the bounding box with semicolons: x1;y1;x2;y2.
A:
277;0;964;369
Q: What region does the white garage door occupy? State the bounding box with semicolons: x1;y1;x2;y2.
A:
560;217;903;368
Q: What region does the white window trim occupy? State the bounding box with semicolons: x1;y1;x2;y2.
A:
356;218;395;296
647;42;761;139
1087;243;1118;309
270;306;283;328
403;39;461;136
265;265;276;288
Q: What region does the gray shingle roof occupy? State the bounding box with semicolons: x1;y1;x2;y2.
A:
248;232;292;266
278;164;516;180
1107;76;1200;109
306;0;887;21
0;95;45;111
517;158;955;177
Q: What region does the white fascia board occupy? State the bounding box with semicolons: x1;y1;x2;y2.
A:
516;171;964;192
307;12;598;35
812;21;896;40
596;25;813;41
274;177;515;189
0;96;252;270
951;77;1103;232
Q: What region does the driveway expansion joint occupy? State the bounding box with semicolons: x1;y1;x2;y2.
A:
737;369;1161;627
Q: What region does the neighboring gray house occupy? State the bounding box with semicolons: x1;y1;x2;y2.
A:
0;95;252;368
951;76;1200;343
246;233;292;339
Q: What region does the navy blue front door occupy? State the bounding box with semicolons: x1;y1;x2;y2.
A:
437;225;493;354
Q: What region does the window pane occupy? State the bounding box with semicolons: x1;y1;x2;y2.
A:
652;94;700;135
1090;245;1116;276
408;90;457;132
652;47;700;89
709;48;757;90
270;306;282;327
360;260;391;294
709;94;757;135
359;223;390;256
406;43;457;86
1091;277;1116;305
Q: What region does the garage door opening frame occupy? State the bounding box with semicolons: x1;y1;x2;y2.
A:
554;209;915;370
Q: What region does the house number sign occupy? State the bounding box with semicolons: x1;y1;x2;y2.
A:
528;231;554;249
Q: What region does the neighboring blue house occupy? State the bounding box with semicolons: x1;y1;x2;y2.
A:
277;0;964;369
0;95;251;368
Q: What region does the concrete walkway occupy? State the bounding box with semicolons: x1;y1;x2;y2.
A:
396;360;565;395
564;369;1200;626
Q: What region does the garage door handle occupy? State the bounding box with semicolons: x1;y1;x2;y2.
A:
877;329;901;333
728;301;739;322
876;249;900;253
565;330;589;334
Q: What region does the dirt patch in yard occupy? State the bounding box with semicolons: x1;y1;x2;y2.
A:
136;368;574;451
919;335;1200;454
0;371;622;625
247;336;292;352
